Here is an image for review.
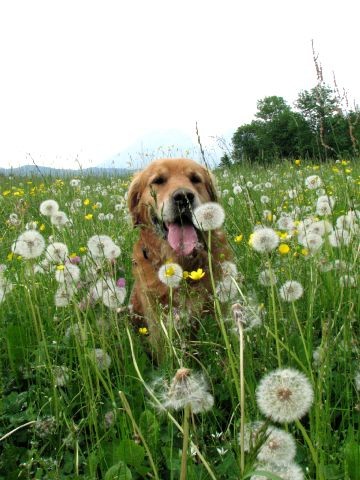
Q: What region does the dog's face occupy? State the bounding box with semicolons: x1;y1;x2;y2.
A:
128;158;217;255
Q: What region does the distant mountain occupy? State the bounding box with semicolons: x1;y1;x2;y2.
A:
0;165;131;177
98;128;200;170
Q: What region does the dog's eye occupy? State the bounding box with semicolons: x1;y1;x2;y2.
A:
152;176;166;185
189;173;201;184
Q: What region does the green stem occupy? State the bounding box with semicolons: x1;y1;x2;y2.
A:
180;404;191;480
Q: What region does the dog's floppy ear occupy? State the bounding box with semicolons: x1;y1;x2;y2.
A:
127;173;142;226
203;169;218;202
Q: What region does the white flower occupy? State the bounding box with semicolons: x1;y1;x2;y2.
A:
242;422;296;464
251;227;279;253
87;235;115;258
90;348;111;370
54;284;75;307
50;211;69;227
279;280;304;302
276;216;295;232
45;242;69;263
192;202;225;231
306;220;333;236
102;286;126;309
70;179;81;187
256;368;314;423
40;199;59;216
55;263;80;285
103;242;121;260
258;269;277;287
155;368;214;414
298;232;323;253
158;263;183;288
260;195;270;204
233;185;242;194
305;175;322;189
328;228;351;247
11;230;45;259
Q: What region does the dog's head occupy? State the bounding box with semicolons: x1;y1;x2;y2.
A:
127;158;218;255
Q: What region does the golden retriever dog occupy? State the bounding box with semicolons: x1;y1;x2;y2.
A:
127;158;231;356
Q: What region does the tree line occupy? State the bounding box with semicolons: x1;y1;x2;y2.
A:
223;85;360;164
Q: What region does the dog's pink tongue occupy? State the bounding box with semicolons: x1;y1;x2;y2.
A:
167;223;197;255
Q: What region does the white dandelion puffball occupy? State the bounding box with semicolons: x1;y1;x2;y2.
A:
102;286;126;309
279;280;304;302
242;422;296;464
45;242;69;263
11;230;46;259
192;202;225;231
90;348;112;370
158;368;214;414
251;227;279;253
54;285;75;307
216;277;239;303
256;368;314;423
298;232;323;253
87;234;115;258
103;242;121;260
258;269;278;287
251;461;304;480
158;263;183;288
40;199;59;216
55;263;80;285
305;174;322;190
50;211;69;227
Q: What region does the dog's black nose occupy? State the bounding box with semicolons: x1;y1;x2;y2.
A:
172;189;195;208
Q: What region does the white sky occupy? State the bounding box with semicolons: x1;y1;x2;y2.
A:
0;0;359;169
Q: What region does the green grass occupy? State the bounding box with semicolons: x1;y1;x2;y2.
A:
0;158;359;479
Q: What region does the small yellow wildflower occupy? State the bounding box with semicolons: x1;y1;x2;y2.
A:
188;268;205;281
83;198;90;206
234;234;243;243
341;159;348;165
79;246;87;253
294;159;301;166
39;224;45;231
278;243;290;254
301;248;309;256
69;252;78;258
84;213;93;220
345;168;352;173
279;232;288;240
56;264;65;271
138;327;148;335
2;190;11;196
7;252;14;261
266;212;273;221
332;167;339;173
248;233;254;246
183;271;189;279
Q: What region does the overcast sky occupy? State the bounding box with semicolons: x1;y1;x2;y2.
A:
0;0;359;169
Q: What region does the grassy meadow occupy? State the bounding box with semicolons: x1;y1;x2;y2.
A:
0;158;359;479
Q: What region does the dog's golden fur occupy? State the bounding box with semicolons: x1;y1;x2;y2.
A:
127;158;231;354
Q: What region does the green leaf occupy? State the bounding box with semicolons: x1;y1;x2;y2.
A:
139;410;160;449
104;462;132;480
344;440;360;480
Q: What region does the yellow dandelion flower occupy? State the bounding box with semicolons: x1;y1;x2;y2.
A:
39;224;45;231
183;271;190;279
341;159;348;165
56;264;65;271
69;252;78;258
301;248;309;256
332;167;339;173
278;243;290;254
266;212;273;221
165;266;175;277
234;234;243;243
7;252;14;261
294;159;301;166
83;198;90;206
84;213;93;220
188;268;205;281
79;246;87;253
139;327;148;335
345;168;352;173
279;232;288;240
2;190;11;196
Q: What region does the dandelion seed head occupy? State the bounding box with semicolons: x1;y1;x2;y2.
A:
192;202;225;231
256;368;314;423
12;230;46;259
158;262;183;288
40;199;59;217
279;280;304;302
251;227;279;253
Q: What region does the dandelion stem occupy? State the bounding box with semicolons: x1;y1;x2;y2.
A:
238;318;245;476
180;404;191;480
